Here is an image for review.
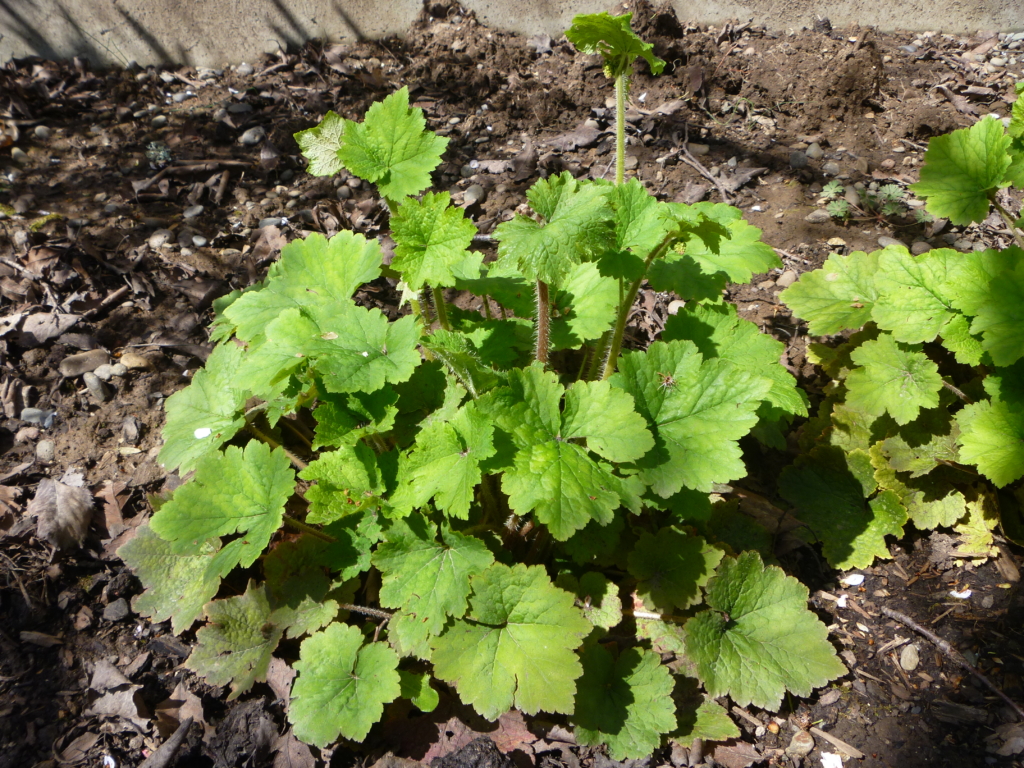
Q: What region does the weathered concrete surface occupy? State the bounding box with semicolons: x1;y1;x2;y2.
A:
1;0;1022;68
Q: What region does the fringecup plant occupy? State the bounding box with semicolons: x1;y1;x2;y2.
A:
120;14;839;759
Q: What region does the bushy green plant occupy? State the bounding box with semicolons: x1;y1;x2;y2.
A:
818;179;931;223
780;83;1024;568
119;14;842;758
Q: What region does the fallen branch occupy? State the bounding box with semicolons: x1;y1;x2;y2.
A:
880;605;1024;721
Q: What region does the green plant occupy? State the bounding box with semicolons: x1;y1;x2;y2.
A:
817;179;931;224
119;16;841;759
780;84;1024;569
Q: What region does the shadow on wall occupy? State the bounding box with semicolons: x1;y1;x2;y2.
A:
0;0;377;67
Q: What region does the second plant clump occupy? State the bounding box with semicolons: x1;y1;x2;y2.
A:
119;12;847;760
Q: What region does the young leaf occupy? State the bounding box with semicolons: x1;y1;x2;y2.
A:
957;398;1024;487
300;442;386;524
489;366;653;539
663;303;806;419
390;403;496;519
290;623;401;746
336;86;448;200
312;387;399;450
573;645;676;760
399;670;440;712
430;563;592;720
673;678;741;743
779;446;907;569
493;172;613;285
160;341;247;474
870;443;966;530
845;335;942;426
186;581;284;700
871;246;957;343
940;314;986;367
954;489;999;556
683;551;846;710
118;524;223;635
294;110;346;177
565;12;666;79
222;231;382;342
909;116;1012;225
627;527;724;612
372;513;494;649
151;442;294;569
780;250;880;335
610;340;772;497
390;191;479;290
420;329;501;399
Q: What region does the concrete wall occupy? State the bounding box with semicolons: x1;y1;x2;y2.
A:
1;0;1022;68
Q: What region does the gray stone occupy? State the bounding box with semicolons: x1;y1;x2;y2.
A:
448;116;461;125
103;598;130;622
10;147;28;165
805;142;824;160
60;349;110;377
280;169;294;182
21;408;55;428
183;204;204;219
258;217;283;229
789;151;808;169
953;237;974;251
228;102;253;114
877;236;906;249
33;125;52;140
92;364;115;381
238;126;266;146
686;142;710;156
823;161;841;175
110;363;128;377
844;188;861;207
36;440;55;463
805;208;832;224
624;155;638;170
911;240;932;255
899;644;920;671
171;91;195;103
192;235;208;247
237;62;255;76
148;229;173;250
337;185;352;200
786;731;815;758
151;115;168;128
83;371;111;402
463;184;486;206
776;269;799;288
460;164;475;177
176;228;195;246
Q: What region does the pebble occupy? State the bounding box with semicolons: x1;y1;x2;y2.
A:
228;103;254;114
148;229;174;248
176;228;195;246
990;57;1007;67
463;184;486;206
743;46;756;56
60;349;110;377
776;269;799;288
36;440;55;463
624;155;638;170
337;185;352;200
83;371;111;402
667;299;686;315
981;594;994;609
823;161;841;175
347;177;362;189
756;278;776;290
805;209;832;224
34;125;52;140
448;117;461;125
899;644;920;671
953;237;975;251
237;62;255;76
120;352;153;371
258;217;283;229
805;142;824;160
687;142;710;156
280;169;294;182
151;115;168;128
877;236;906;249
239;126;267;146
192;235;208;247
789;151;808;169
21;408;55;428
844;188;861;207
183;204;204;219
103;598;130;622
92;364;115;381
786;732;815;758
11;147;28;165
460;164;475;178
584;118;601;130
911;240;931;255
15;427;39;443
110;363;128;377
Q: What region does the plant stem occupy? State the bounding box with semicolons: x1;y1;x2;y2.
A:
283;515;337;543
338;603;394;620
432;286;451;330
602;233;677;379
615;73;627;185
586;332;611;381
482;295;493;320
245;421;308;471
992;198;1024;251
534;279;551;364
420;286;434;326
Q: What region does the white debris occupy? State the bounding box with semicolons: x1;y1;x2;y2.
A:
950;589;972;599
839;573;865;587
820;753;844;768
194;427;212;439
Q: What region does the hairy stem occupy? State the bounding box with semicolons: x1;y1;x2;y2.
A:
432;286;451;331
534;279;551;364
245;421;308;471
338;603;394;620
992;198;1024;251
586;331;611;381
615;73;627;185
420;286;434;326
283;515;337;543
482;294;493;320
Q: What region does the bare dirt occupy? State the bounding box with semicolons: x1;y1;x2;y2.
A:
2;2;1024;767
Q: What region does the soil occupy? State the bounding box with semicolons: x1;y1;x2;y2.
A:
2;2;1024;768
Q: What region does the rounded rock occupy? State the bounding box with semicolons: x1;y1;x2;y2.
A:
103;598;130;622
911;240;932;255
60;349;110;377
192;235;208;247
119;352;153;371
823;161;841;175
900;643;920;671
34;125;52;140
786;731;815;758
258;217;283;229
805;208;832;224
237;62;255;76
877;236;906;249
36;440;56;463
789;151;808;170
92;364;115;381
463;184;486;206
21;408;55;428
776;269;799;288
83;371;111;402
228;103;254;114
805;142;824;160
337;185;352;200
183;205;204;219
110;363;128;377
238;126;267;146
11;147;29;165
151;115;168;128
